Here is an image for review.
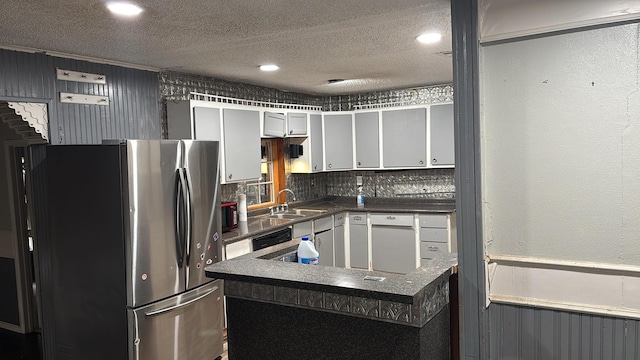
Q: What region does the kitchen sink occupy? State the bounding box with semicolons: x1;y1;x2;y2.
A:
260;208;328;220
272;251;298;263
269;213;306;220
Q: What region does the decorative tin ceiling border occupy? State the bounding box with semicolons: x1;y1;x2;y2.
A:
224;275;449;328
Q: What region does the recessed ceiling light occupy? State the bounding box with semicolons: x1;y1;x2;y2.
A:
107;2;144;17
416;32;442;44
259;64;279;72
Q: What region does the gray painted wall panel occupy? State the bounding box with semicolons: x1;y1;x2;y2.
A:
489;303;640;360
0;49;160;144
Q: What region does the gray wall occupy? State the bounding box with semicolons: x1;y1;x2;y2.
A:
489;303;640;359
481;22;640;265
476;11;640;360
0;120;22;230
0;49;161;144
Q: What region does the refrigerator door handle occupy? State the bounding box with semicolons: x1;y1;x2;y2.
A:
174;169;185;268
183;168;193;265
144;286;218;317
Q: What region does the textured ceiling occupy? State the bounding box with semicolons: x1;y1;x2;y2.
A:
0;0;452;95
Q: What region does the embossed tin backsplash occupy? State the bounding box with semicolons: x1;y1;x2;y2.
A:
159;71;455;203
287;169;455;202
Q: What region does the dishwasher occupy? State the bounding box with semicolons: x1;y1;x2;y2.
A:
252;227;292;251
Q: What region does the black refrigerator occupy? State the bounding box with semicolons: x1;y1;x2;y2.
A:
44;140;224;360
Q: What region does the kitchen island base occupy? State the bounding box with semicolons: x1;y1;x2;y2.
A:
226;297;449;360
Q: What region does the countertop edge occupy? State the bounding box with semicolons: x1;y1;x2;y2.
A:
222;198;456;245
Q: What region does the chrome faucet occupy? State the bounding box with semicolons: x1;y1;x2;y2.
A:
275;188;296;212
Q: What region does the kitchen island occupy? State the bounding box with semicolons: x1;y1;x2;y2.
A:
205;239;457;360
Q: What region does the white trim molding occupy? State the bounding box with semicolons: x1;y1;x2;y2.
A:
6;102;49;142
487;254;640;319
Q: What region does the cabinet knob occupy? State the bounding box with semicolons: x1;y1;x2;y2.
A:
419;160;424;165
314;165;317;170
432;159;437;163
358;161;361;166
328;164;332;168
289;130;293;134
228;174;233;179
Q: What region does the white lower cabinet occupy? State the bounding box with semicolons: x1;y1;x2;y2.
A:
342;211;454;272
315;228;334;266
314;216;334;266
349;213;368;269
418;214;451;260
370;213;416;274
334;225;345;267
334;213;346;268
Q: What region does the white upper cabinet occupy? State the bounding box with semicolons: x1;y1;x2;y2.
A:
354;111;380;168
323;113;354;170
287;112;308;136
381;108;427;168
429;103;455;167
263;111;286;137
222;108;262;182
192;107;221;141
166;101;261;184
309;114;324;172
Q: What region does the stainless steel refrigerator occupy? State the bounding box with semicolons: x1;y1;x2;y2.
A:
44;140;224;360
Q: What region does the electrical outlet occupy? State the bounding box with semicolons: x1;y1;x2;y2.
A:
356;175;363;186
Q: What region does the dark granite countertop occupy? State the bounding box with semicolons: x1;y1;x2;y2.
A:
222;196;455;245
206;238;457;304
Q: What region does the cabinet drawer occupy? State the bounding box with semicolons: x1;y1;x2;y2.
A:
419;214;448;228
370;213;413;227
225;239;252;260
419;228;448;243
349;213;367;225
334;213;345;227
314;216;333;233
420;241;449;258
293;221;312;238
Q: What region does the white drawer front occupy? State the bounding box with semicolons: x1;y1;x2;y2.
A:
370;213;413;227
420;241;449;258
349;213;367;225
419;228;448;243
225;239;252;260
419;214;448;228
293;221;312;238
314;216;333;233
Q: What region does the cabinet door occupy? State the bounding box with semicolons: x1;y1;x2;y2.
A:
315;229;334;267
193;107;221;141
334;225;345;268
323;114;354;170
349;224;368;269
222;109;261;182
371;226;416;274
429;104;455;166
309;114;324;172
382;108;427;168
287;112;307;136
263;111;286;137
354;112;380;168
